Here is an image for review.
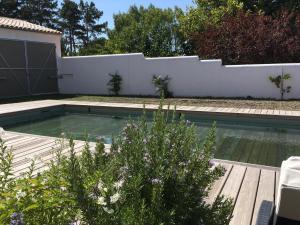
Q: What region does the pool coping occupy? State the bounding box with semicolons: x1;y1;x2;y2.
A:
1;99;300;120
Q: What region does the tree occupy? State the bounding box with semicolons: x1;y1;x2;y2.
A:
78;0;107;47
78;38;106;56
241;0;300;14
179;0;243;36
192;10;300;64
19;0;58;28
0;0;21;17
102;5;187;57
60;0;83;55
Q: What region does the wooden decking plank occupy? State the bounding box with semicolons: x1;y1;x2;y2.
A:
220;165;246;203
251;170;275;225
13;141;85;176
13;139;55;156
206;163;233;205
26;141;89;176
10;137;51;150
13;141;59;166
1;132;20;140
275;171;280;202
7;137;46;149
229;167;260;225
4;135;34;145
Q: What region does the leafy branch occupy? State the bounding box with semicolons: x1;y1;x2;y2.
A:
269;72;292;100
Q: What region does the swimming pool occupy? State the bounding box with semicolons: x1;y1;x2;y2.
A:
4;107;300;167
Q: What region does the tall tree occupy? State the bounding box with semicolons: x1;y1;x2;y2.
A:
60;0;83;55
102;5;186;57
78;0;107;47
0;0;21;17
179;0;243;35
193;10;300;64
19;0;58;28
241;0;300;14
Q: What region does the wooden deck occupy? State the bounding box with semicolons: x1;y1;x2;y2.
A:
208;161;279;225
1;130;279;225
1;131;95;177
0;99;300;119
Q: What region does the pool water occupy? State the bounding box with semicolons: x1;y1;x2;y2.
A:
7;111;300;167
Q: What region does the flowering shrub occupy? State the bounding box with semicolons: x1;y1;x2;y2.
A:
0;102;233;224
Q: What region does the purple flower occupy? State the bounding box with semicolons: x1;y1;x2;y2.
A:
10;212;24;225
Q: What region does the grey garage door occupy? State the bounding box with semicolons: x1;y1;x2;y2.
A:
0;39;58;98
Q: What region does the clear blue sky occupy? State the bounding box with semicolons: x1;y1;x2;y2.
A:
59;0;195;28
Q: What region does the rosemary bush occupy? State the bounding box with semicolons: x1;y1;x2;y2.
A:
0;103;233;225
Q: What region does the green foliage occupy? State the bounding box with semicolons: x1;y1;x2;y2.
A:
241;0;300;14
102;5;188;57
107;72;122;96
152;75;172;98
60;0;84;55
180;0;243;36
0;0;20;18
269;72;292;100
59;0;107;56
78;0;107;48
0;103;233;224
19;0;59;29
0;137;77;225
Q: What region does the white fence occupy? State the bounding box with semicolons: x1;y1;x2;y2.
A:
58;53;300;99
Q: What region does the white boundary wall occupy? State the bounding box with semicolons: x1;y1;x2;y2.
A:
58;53;300;99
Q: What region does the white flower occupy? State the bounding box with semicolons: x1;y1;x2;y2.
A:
16;190;26;200
97;196;107;206
103;187;108;192
89;193;97;200
113;180;124;189
110;192;121;204
97;180;104;190
151;178;163;185
103;207;114;214
60;186;67;191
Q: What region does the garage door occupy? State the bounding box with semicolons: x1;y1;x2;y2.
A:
0;39;58;98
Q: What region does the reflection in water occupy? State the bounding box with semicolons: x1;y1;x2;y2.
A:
8;112;300;167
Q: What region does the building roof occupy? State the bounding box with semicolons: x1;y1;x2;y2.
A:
0;17;62;35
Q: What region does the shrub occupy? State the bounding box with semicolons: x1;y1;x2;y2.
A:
269;72;292;100
0;103;233;225
152;75;172;98
192;10;300;64
0;137;78;225
107;72;122;95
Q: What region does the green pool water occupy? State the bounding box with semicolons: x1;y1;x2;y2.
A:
6;111;300;167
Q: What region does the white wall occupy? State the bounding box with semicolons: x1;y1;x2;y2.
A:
58;53;300;99
0;28;61;57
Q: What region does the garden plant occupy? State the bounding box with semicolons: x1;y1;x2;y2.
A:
107;72;122;96
0;102;233;225
269;72;292;100
152;75;172;98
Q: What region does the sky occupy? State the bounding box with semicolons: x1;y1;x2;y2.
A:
59;0;195;28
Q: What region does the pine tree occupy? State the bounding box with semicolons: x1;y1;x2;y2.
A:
60;0;83;55
78;0;107;47
19;0;58;28
0;0;21;17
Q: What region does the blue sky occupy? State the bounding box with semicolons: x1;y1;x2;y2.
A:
58;0;195;28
